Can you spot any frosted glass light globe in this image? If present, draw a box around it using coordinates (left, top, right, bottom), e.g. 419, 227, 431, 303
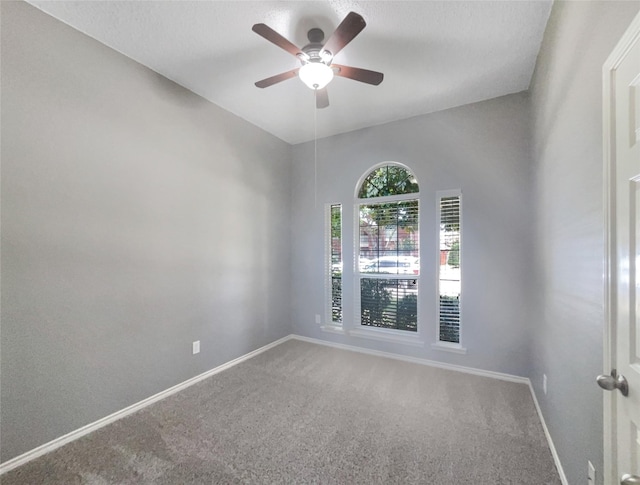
299, 62, 334, 90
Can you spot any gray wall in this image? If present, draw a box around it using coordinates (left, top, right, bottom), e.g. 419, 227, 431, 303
291, 93, 535, 378
1, 1, 291, 462
5, 0, 640, 479
529, 2, 640, 484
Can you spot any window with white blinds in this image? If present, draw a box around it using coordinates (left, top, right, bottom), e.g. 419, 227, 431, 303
360, 278, 417, 331
357, 165, 419, 333
329, 204, 342, 324
359, 200, 419, 267
438, 192, 461, 343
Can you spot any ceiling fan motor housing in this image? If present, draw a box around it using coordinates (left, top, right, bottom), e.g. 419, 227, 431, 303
307, 27, 324, 43
301, 29, 331, 64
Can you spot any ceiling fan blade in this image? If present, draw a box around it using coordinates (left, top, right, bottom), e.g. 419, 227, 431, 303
333, 64, 383, 85
252, 23, 306, 59
255, 68, 300, 88
316, 88, 329, 109
322, 12, 366, 58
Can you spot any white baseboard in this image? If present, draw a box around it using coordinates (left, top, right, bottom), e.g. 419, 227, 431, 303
0, 334, 294, 475
291, 334, 528, 384
294, 334, 567, 483
527, 382, 569, 485
1, 332, 566, 485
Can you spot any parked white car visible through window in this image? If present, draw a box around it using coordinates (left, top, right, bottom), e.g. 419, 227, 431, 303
363, 256, 419, 275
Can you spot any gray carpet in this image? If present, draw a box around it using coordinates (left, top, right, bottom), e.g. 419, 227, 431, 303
2, 339, 561, 484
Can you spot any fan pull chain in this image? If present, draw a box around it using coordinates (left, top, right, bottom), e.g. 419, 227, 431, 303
314, 89, 318, 209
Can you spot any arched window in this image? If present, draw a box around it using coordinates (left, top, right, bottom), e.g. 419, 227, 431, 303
358, 165, 419, 198
357, 164, 419, 333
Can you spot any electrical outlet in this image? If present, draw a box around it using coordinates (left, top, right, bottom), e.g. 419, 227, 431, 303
315, 314, 321, 324
588, 460, 596, 484
543, 374, 548, 395
192, 340, 200, 355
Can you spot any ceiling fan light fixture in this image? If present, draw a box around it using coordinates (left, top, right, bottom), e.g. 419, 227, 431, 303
320, 50, 333, 63
299, 62, 334, 90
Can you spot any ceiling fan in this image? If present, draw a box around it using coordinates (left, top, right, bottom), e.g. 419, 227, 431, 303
252, 11, 384, 109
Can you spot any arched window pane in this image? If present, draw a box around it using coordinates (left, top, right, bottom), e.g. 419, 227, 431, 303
358, 165, 419, 198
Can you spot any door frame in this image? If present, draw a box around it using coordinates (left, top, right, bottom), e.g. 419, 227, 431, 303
603, 11, 640, 484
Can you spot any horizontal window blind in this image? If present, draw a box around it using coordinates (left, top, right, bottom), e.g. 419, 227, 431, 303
359, 200, 419, 272
439, 296, 460, 342
330, 204, 342, 323
439, 194, 461, 343
360, 278, 418, 332
357, 165, 420, 334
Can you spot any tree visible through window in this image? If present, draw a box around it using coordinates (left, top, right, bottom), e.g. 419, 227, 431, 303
438, 193, 461, 343
330, 204, 342, 323
358, 165, 419, 332
358, 165, 419, 199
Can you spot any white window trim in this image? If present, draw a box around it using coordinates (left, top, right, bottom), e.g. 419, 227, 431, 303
356, 192, 419, 205
435, 189, 465, 351
325, 203, 343, 326
349, 326, 424, 346
431, 341, 467, 354
353, 165, 423, 345
321, 324, 347, 335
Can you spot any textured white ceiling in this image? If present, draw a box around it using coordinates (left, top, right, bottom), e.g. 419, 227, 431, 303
27, 1, 552, 144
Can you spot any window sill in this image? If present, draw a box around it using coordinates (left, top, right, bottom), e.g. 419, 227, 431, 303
348, 327, 424, 347
431, 342, 467, 354
320, 324, 346, 335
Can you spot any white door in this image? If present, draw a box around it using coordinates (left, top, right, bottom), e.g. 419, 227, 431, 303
604, 12, 640, 485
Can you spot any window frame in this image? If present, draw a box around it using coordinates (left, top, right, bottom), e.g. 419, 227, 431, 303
351, 164, 424, 346
325, 203, 343, 326
432, 189, 466, 354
